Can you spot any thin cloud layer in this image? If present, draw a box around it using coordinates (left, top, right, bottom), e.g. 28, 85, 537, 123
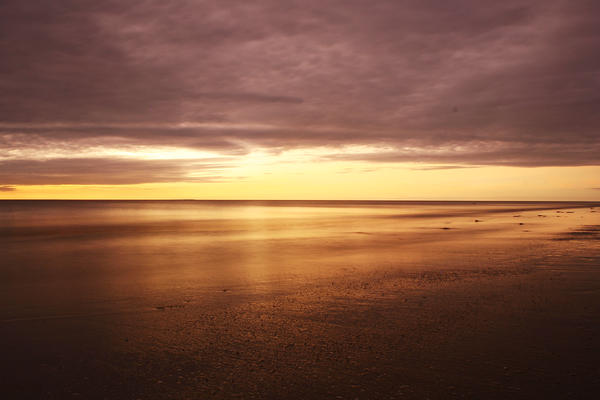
0, 158, 233, 185
1, 0, 599, 184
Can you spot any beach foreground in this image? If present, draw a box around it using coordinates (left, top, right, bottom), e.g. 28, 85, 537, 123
1, 201, 599, 399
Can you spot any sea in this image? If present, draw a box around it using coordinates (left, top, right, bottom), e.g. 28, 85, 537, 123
0, 200, 597, 321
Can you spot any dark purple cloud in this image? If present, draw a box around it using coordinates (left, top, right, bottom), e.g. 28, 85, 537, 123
0, 0, 599, 184
0, 186, 16, 192
0, 158, 234, 185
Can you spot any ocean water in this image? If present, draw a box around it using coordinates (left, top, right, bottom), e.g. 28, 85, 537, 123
2, 200, 600, 399
0, 200, 597, 321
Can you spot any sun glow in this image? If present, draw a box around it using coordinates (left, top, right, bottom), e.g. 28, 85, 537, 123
1, 139, 599, 201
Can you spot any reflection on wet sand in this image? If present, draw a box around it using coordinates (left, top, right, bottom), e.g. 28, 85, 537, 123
1, 201, 599, 398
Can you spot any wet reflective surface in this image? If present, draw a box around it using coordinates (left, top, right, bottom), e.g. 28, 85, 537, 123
1, 201, 600, 398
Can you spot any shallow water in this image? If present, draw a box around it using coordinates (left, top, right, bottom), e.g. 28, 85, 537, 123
1, 200, 598, 322
2, 200, 600, 399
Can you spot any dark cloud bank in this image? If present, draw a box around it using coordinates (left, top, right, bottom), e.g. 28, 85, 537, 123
1, 0, 599, 184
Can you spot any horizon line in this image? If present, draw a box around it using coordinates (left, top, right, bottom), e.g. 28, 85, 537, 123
1, 199, 599, 203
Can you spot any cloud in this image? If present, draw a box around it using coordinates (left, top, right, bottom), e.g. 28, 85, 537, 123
0, 0, 599, 185
0, 185, 16, 192
325, 141, 600, 167
409, 165, 477, 171
0, 158, 232, 185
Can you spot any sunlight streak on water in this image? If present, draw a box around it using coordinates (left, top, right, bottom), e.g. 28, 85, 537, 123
1, 200, 598, 321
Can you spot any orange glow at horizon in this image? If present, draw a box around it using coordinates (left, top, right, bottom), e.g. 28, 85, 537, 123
2, 163, 600, 201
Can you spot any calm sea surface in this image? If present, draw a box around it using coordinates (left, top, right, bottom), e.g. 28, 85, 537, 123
1, 200, 597, 321
2, 200, 600, 399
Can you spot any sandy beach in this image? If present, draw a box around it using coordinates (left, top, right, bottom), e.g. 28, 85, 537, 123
1, 201, 599, 399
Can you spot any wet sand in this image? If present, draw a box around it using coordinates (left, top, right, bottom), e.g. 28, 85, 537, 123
1, 201, 600, 399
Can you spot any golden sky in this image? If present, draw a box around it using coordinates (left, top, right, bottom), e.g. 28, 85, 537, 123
3, 155, 599, 200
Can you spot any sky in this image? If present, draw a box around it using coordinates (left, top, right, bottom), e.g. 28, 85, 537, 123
1, 0, 599, 200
